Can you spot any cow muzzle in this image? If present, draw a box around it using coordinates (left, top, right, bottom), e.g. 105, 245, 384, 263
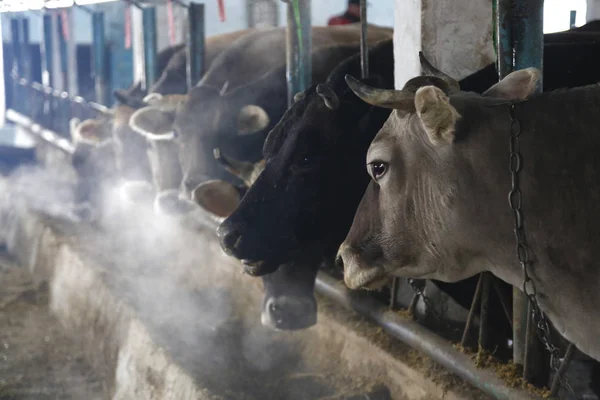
261, 295, 317, 331
338, 244, 388, 290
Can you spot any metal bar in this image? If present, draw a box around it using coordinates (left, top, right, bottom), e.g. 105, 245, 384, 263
513, 0, 544, 87
6, 109, 75, 155
478, 272, 492, 352
389, 277, 399, 310
523, 302, 534, 381
10, 18, 21, 78
492, 279, 513, 330
42, 14, 54, 88
186, 2, 205, 90
10, 18, 21, 112
285, 0, 312, 107
512, 0, 545, 385
359, 0, 368, 79
92, 12, 107, 105
57, 12, 68, 91
549, 343, 575, 397
315, 272, 542, 400
461, 273, 484, 348
142, 7, 158, 88
569, 10, 576, 29
495, 0, 513, 79
21, 18, 31, 83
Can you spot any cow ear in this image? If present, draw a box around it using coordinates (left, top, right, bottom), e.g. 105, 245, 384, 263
238, 105, 270, 135
72, 119, 108, 144
482, 68, 540, 100
129, 106, 176, 141
414, 86, 461, 146
192, 180, 241, 218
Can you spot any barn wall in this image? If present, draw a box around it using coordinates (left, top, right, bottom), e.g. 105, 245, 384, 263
393, 0, 495, 89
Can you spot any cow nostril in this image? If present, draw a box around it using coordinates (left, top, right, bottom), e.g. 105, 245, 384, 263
217, 225, 242, 253
335, 253, 343, 269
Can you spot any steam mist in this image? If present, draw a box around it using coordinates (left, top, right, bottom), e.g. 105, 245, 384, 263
0, 154, 363, 399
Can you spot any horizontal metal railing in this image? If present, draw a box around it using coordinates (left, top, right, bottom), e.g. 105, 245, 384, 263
9, 75, 111, 140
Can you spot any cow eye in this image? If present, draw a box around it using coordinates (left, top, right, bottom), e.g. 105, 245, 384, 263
368, 161, 388, 181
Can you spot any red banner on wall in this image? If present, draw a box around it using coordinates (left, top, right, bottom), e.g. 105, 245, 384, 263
218, 0, 226, 22
124, 4, 132, 49
167, 0, 176, 45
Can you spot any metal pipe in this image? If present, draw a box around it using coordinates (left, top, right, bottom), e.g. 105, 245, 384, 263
513, 0, 544, 88
315, 272, 542, 400
21, 18, 31, 83
92, 12, 107, 105
142, 7, 158, 88
6, 109, 74, 155
10, 18, 21, 78
389, 277, 399, 310
478, 272, 492, 351
10, 18, 21, 112
495, 0, 513, 79
57, 12, 68, 92
285, 0, 312, 107
512, 0, 545, 384
186, 2, 205, 90
42, 14, 53, 88
359, 0, 368, 79
461, 272, 483, 348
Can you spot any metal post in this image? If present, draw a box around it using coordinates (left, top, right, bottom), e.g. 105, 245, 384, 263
10, 18, 21, 79
359, 0, 368, 79
57, 12, 68, 92
285, 0, 312, 107
42, 14, 54, 88
142, 7, 158, 88
10, 18, 21, 113
92, 12, 107, 105
495, 0, 513, 80
512, 0, 545, 384
187, 2, 206, 90
20, 18, 31, 83
570, 10, 577, 28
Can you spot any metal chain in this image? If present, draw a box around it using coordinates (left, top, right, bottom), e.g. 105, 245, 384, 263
407, 278, 446, 323
508, 103, 562, 373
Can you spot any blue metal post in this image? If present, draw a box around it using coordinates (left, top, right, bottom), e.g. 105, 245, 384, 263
513, 0, 543, 91
495, 0, 513, 79
187, 2, 206, 90
285, 0, 312, 107
21, 18, 31, 83
10, 18, 21, 79
92, 12, 107, 105
142, 7, 158, 88
57, 12, 68, 91
10, 18, 21, 112
42, 14, 54, 88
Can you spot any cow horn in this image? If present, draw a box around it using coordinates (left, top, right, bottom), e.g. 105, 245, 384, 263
345, 75, 416, 111
316, 84, 339, 110
418, 52, 460, 93
213, 148, 256, 187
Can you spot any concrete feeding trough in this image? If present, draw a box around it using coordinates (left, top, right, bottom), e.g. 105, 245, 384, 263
0, 170, 503, 400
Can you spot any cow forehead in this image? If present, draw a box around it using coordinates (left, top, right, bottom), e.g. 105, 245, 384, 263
368, 111, 409, 155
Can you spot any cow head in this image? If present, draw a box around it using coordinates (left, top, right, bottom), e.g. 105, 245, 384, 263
172, 78, 277, 198
217, 76, 393, 275
339, 65, 541, 289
